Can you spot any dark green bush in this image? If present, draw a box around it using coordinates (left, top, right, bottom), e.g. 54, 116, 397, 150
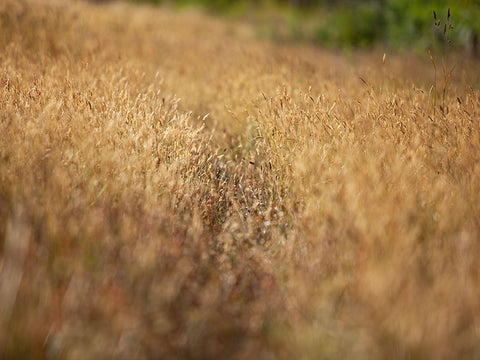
315, 2, 385, 47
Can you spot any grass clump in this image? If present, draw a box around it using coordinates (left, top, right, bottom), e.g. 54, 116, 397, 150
1, 0, 480, 359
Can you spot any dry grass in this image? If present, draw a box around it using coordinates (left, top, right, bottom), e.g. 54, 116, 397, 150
1, 0, 480, 359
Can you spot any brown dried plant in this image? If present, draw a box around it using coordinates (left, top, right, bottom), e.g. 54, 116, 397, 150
428, 8, 455, 117
1, 1, 480, 359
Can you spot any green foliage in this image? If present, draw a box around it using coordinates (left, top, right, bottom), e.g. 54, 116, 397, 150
315, 2, 385, 47
129, 0, 480, 50
315, 0, 480, 50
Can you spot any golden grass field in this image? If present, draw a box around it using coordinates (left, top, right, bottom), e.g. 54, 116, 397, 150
1, 0, 480, 358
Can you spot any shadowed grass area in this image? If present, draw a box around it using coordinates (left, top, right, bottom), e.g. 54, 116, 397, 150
1, 0, 480, 359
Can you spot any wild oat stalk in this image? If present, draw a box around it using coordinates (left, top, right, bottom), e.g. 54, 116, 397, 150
428, 47, 437, 116
429, 8, 455, 117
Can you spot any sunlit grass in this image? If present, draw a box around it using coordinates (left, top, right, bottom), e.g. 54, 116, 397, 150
1, 0, 479, 359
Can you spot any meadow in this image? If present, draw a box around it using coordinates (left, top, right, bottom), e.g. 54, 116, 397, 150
1, 0, 480, 358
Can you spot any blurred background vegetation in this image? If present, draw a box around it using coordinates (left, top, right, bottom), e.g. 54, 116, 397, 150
126, 0, 480, 54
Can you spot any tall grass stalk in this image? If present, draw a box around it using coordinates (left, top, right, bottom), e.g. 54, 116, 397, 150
429, 8, 455, 117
